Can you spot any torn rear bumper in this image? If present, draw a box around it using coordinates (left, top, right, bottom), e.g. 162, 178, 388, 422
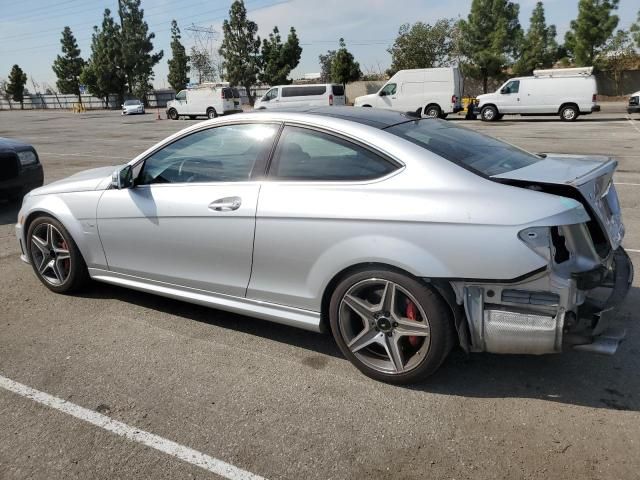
451, 247, 633, 355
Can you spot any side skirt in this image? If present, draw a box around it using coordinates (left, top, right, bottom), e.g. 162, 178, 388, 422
88, 268, 322, 332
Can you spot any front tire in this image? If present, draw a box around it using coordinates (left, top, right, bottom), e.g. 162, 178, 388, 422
329, 268, 454, 384
168, 108, 179, 120
480, 105, 499, 121
27, 216, 89, 294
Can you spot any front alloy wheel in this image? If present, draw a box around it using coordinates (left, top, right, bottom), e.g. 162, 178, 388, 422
330, 269, 454, 384
27, 216, 89, 293
30, 223, 70, 286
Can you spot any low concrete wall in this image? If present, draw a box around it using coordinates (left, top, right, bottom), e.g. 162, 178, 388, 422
0, 90, 176, 110
345, 81, 385, 103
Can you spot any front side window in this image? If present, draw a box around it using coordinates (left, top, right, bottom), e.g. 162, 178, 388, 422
380, 83, 397, 96
501, 80, 520, 94
386, 119, 541, 177
269, 126, 398, 181
138, 124, 279, 185
263, 88, 278, 101
175, 90, 186, 101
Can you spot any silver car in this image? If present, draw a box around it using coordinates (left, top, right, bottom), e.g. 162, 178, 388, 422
122, 99, 145, 115
15, 108, 633, 384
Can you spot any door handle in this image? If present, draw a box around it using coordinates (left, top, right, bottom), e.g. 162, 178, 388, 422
209, 196, 242, 211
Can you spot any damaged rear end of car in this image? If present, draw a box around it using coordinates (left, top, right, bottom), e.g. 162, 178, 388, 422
451, 154, 633, 356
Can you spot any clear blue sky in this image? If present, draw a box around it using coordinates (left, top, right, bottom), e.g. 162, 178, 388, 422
0, 0, 638, 91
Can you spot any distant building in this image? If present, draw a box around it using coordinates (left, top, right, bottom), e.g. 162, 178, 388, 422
301, 72, 321, 80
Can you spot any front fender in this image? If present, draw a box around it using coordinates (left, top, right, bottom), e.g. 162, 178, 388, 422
20, 191, 107, 269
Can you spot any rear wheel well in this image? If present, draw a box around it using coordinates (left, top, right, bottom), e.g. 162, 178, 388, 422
558, 102, 579, 114
424, 103, 441, 115
320, 262, 459, 339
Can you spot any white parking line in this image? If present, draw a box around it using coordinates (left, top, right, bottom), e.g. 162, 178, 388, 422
0, 374, 266, 480
615, 182, 640, 186
627, 115, 640, 134
626, 248, 640, 254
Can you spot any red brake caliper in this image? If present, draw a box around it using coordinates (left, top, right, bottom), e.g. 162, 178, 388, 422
405, 299, 420, 347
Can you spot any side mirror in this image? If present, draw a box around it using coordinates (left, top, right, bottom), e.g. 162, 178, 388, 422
500, 87, 508, 94
111, 165, 134, 190
379, 91, 387, 97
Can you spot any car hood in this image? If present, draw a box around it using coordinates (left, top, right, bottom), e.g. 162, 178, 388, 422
0, 137, 33, 153
29, 165, 118, 196
354, 93, 377, 105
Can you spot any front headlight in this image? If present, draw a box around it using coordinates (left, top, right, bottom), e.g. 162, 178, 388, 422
17, 150, 38, 166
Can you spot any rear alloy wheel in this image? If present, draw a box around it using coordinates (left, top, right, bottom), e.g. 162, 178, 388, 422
27, 216, 89, 294
207, 108, 217, 119
560, 105, 579, 121
330, 269, 454, 384
425, 105, 441, 118
168, 108, 179, 120
480, 105, 498, 122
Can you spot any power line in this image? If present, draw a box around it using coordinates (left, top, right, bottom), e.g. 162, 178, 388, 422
1, 0, 285, 54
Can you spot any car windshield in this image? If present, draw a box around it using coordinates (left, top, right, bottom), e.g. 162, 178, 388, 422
385, 119, 543, 176
124, 100, 140, 106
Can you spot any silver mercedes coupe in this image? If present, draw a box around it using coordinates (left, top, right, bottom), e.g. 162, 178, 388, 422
15, 107, 633, 384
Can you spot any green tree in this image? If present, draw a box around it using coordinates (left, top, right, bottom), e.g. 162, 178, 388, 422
597, 29, 639, 95
318, 50, 336, 82
219, 0, 261, 104
190, 47, 215, 83
513, 2, 558, 75
564, 0, 619, 66
387, 19, 457, 76
117, 0, 163, 101
6, 64, 28, 109
458, 0, 522, 93
630, 9, 640, 49
167, 20, 190, 92
81, 9, 127, 107
330, 38, 361, 86
52, 27, 85, 105
259, 26, 302, 85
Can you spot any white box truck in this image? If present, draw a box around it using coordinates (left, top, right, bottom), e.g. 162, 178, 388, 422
354, 67, 464, 118
166, 84, 241, 120
476, 67, 600, 122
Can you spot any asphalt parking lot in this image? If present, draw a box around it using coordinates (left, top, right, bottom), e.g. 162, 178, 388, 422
1, 107, 639, 479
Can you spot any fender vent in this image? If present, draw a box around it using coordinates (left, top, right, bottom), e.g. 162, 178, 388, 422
501, 289, 559, 306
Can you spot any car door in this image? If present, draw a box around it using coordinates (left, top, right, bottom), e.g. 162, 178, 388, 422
378, 83, 397, 109
96, 122, 280, 297
247, 125, 400, 310
497, 80, 521, 113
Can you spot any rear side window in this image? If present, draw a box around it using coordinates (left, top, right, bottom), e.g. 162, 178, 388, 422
269, 126, 398, 181
331, 85, 345, 96
281, 85, 327, 97
222, 88, 234, 99
231, 88, 240, 98
386, 120, 542, 177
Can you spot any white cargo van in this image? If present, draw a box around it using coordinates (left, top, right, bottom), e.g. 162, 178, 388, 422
354, 68, 464, 118
254, 84, 346, 109
476, 67, 599, 122
166, 84, 241, 120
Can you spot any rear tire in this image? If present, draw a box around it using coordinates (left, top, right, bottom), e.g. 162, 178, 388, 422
425, 105, 441, 118
480, 105, 499, 122
168, 108, 179, 120
26, 215, 89, 294
207, 108, 217, 119
329, 268, 454, 384
560, 105, 579, 121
